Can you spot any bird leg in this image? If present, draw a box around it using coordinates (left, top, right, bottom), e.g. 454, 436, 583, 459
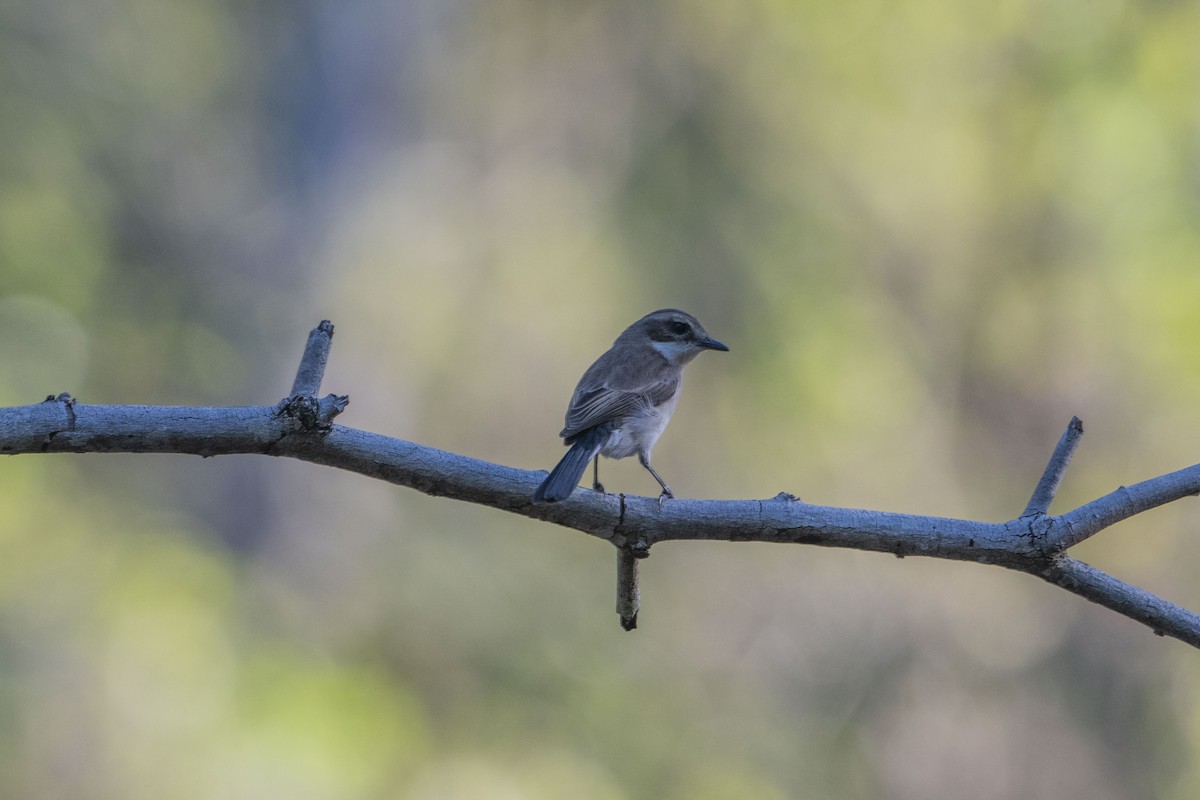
638, 454, 673, 504
592, 455, 605, 494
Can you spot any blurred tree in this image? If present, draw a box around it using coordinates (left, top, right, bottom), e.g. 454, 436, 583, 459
2, 0, 1200, 798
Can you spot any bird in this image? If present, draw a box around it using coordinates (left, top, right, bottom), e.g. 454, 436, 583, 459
533, 309, 728, 503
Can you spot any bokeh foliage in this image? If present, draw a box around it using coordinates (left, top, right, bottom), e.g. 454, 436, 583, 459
2, 0, 1200, 797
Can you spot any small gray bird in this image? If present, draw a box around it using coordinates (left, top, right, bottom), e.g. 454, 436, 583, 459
533, 309, 728, 503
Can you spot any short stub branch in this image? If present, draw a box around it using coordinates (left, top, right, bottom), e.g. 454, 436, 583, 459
616, 547, 641, 631
290, 320, 335, 397
1023, 416, 1084, 517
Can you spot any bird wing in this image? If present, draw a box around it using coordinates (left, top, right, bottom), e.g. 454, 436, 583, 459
560, 372, 679, 439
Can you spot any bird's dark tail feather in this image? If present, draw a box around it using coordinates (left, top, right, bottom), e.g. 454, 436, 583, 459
534, 427, 608, 502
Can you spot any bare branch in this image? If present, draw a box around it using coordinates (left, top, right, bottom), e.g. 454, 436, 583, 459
8, 399, 1200, 642
1047, 463, 1200, 550
1038, 557, 1200, 648
290, 320, 335, 397
1023, 416, 1084, 517
616, 547, 640, 631
3, 322, 1200, 645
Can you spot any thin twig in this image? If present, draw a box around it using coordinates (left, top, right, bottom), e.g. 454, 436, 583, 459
1047, 463, 1200, 550
1023, 416, 1084, 517
1037, 556, 1200, 648
616, 547, 640, 631
290, 320, 335, 397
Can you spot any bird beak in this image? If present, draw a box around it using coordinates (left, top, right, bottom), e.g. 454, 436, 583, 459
697, 336, 729, 352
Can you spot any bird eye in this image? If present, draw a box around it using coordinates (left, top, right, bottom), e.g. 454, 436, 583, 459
669, 320, 690, 336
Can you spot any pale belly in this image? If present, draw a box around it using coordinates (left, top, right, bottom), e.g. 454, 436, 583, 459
599, 394, 679, 461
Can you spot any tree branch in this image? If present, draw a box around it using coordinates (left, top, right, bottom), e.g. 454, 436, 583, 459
616, 547, 641, 631
290, 319, 335, 397
3, 321, 1199, 645
1038, 556, 1200, 646
1023, 416, 1084, 517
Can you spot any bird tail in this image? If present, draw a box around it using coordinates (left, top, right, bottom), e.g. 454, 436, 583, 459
534, 427, 608, 503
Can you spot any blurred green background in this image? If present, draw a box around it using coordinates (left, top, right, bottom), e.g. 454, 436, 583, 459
2, 0, 1200, 797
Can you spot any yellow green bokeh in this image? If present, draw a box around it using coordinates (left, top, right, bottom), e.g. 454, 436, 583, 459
2, 0, 1199, 796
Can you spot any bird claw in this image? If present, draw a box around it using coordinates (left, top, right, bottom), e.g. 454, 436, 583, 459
657, 488, 673, 507
593, 481, 606, 494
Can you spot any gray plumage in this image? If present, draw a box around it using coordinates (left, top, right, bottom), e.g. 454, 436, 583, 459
534, 309, 728, 503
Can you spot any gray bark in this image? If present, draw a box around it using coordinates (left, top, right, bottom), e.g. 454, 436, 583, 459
4, 323, 1199, 645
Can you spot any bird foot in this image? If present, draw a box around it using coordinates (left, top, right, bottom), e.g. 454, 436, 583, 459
657, 488, 673, 507
593, 481, 606, 494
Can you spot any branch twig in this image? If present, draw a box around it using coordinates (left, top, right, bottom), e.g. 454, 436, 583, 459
616, 547, 640, 631
290, 320, 335, 397
1023, 416, 1084, 517
1038, 557, 1200, 646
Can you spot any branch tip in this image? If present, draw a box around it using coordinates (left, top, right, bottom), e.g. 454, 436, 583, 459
1041, 557, 1200, 648
290, 320, 337, 397
616, 546, 641, 631
1022, 415, 1085, 517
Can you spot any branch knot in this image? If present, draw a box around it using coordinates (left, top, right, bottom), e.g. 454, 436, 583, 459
276, 393, 348, 433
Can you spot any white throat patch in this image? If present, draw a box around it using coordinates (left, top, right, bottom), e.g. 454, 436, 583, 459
651, 339, 694, 366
